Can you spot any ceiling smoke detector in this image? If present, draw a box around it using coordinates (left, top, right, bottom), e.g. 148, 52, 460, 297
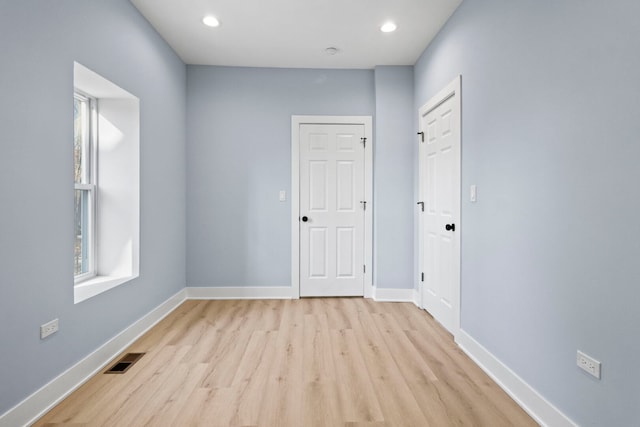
325, 47, 340, 56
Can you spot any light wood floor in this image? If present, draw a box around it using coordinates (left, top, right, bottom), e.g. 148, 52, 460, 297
35, 298, 538, 426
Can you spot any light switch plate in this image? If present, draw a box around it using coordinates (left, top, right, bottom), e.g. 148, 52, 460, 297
279, 190, 286, 202
470, 185, 477, 202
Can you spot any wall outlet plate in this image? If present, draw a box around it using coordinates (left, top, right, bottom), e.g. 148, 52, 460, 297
41, 318, 59, 339
577, 350, 601, 379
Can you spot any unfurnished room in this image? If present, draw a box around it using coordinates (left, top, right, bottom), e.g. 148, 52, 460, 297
1, 1, 638, 426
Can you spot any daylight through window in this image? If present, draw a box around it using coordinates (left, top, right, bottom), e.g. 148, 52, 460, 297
74, 92, 97, 280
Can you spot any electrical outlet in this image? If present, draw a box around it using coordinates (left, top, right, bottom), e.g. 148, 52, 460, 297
40, 318, 59, 339
577, 350, 601, 379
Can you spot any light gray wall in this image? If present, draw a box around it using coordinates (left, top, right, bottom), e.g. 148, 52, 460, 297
414, 1, 640, 425
186, 66, 375, 287
0, 0, 186, 415
373, 66, 415, 289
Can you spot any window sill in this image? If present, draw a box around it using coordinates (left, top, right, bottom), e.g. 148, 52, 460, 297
74, 274, 138, 304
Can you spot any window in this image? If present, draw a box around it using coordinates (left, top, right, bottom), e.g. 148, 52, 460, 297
73, 62, 140, 303
74, 92, 97, 281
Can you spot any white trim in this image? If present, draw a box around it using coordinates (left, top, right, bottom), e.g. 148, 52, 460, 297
291, 118, 300, 299
74, 274, 139, 304
372, 287, 414, 302
291, 115, 374, 300
418, 75, 462, 337
456, 330, 577, 427
0, 289, 187, 427
186, 286, 293, 300
73, 62, 141, 304
412, 287, 421, 308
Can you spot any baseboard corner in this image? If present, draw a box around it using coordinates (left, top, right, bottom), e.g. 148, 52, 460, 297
412, 288, 421, 308
372, 287, 415, 302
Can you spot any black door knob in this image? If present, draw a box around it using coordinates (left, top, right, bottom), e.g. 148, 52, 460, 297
445, 223, 455, 231
301, 216, 309, 222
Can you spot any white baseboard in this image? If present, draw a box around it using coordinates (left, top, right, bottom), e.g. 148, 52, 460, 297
186, 286, 293, 300
372, 287, 415, 302
0, 289, 187, 427
412, 288, 421, 308
456, 330, 577, 427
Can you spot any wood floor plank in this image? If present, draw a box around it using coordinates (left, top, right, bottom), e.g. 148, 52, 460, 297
251, 299, 283, 331
330, 328, 385, 423
35, 298, 539, 427
324, 298, 354, 330
140, 362, 209, 427
257, 299, 305, 427
302, 313, 342, 426
303, 313, 336, 383
199, 327, 253, 388
229, 330, 279, 426
406, 329, 538, 426
167, 387, 212, 427
92, 346, 192, 426
371, 312, 460, 426
132, 361, 204, 426
351, 305, 430, 427
372, 312, 439, 383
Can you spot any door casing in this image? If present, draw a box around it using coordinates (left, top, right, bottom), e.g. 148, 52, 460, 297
292, 115, 373, 299
418, 76, 461, 336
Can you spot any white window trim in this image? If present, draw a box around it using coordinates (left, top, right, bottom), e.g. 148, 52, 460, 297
73, 62, 140, 304
74, 276, 135, 304
74, 91, 98, 283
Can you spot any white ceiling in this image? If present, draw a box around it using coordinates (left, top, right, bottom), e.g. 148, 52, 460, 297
130, 0, 463, 69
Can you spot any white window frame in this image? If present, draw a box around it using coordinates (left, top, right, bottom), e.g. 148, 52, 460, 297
73, 62, 140, 304
74, 91, 98, 283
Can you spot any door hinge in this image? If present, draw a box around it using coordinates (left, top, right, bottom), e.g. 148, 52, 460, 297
360, 137, 367, 148
360, 200, 367, 211
363, 265, 366, 274
421, 272, 424, 282
417, 132, 424, 142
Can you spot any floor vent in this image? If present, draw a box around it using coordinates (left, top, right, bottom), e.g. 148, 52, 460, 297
104, 352, 145, 374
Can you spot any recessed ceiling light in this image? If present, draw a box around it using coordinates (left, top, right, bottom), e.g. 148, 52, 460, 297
202, 15, 220, 27
380, 22, 397, 33
325, 47, 340, 56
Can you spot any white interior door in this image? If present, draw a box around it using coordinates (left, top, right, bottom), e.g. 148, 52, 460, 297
299, 124, 365, 297
418, 77, 461, 334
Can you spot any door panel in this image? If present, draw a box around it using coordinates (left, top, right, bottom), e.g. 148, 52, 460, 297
309, 161, 328, 211
336, 161, 355, 211
309, 227, 328, 278
419, 85, 461, 334
336, 227, 355, 278
300, 124, 365, 297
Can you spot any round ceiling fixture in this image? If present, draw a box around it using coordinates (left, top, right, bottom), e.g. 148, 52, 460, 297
325, 47, 340, 56
202, 15, 220, 27
380, 22, 397, 33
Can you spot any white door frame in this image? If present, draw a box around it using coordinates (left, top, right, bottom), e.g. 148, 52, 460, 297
418, 76, 461, 336
292, 115, 373, 299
